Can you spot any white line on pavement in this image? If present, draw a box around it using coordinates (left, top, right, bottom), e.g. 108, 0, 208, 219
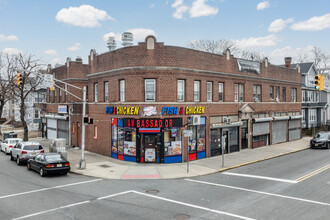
185, 179, 330, 207
0, 179, 102, 200
97, 190, 134, 200
131, 190, 255, 220
222, 172, 298, 183
12, 201, 91, 220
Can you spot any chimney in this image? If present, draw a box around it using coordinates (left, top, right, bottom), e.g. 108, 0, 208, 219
75, 56, 82, 63
285, 57, 292, 67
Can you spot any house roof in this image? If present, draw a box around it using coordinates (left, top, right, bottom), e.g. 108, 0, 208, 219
291, 62, 314, 74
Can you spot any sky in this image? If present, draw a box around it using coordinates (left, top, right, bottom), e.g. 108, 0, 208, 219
1, 0, 330, 67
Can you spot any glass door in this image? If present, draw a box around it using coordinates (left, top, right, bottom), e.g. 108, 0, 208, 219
144, 134, 157, 163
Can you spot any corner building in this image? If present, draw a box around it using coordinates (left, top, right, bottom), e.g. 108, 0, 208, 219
45, 36, 302, 163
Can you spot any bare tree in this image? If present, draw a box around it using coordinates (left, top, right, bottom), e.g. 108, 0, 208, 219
0, 53, 14, 118
8, 53, 44, 141
296, 46, 330, 74
188, 39, 265, 62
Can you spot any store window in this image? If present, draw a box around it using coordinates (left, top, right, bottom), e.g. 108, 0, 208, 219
219, 83, 224, 102
123, 128, 136, 158
145, 79, 156, 101
188, 117, 206, 161
194, 81, 200, 102
164, 128, 182, 157
177, 80, 185, 102
120, 80, 125, 101
104, 82, 109, 102
207, 82, 212, 102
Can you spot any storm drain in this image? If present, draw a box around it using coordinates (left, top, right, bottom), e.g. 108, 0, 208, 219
174, 214, 190, 219
99, 164, 111, 168
146, 189, 159, 195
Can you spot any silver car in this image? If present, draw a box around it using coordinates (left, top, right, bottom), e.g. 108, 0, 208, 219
11, 142, 44, 165
1, 138, 22, 154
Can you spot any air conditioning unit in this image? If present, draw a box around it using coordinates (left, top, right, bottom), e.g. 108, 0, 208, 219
276, 98, 280, 102
227, 118, 231, 124
253, 97, 259, 102
191, 115, 201, 125
222, 117, 228, 123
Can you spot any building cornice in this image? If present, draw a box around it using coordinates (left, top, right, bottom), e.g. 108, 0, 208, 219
87, 66, 301, 86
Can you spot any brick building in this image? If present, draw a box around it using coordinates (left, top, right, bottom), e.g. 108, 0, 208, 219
44, 35, 302, 163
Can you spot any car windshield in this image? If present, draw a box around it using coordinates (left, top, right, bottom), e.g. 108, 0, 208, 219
24, 145, 43, 150
45, 155, 64, 163
314, 133, 328, 139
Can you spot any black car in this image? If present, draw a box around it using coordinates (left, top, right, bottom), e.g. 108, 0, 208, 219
310, 132, 330, 149
27, 153, 70, 177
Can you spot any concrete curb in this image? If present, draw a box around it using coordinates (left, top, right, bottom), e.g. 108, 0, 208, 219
216, 147, 310, 173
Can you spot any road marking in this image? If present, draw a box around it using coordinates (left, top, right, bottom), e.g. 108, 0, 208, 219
12, 201, 91, 220
185, 179, 330, 207
121, 174, 162, 179
0, 179, 102, 200
222, 172, 298, 183
295, 164, 330, 182
131, 190, 255, 220
12, 190, 255, 220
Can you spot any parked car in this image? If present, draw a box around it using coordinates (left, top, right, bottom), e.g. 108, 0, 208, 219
310, 132, 330, 149
1, 138, 22, 154
11, 142, 44, 165
27, 153, 70, 177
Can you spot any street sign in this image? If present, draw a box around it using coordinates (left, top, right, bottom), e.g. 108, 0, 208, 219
43, 74, 54, 88
183, 130, 193, 137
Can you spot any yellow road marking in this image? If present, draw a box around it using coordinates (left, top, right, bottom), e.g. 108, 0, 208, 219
296, 164, 330, 182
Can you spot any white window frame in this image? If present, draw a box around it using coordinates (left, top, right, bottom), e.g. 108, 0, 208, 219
94, 83, 98, 102
253, 85, 261, 102
145, 79, 156, 102
291, 88, 297, 102
207, 82, 212, 102
194, 81, 200, 102
177, 80, 185, 102
219, 83, 224, 102
302, 90, 305, 102
104, 82, 109, 102
302, 109, 305, 122
120, 80, 125, 101
309, 109, 316, 121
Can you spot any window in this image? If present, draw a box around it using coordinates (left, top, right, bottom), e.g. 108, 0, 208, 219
177, 80, 185, 102
145, 79, 156, 101
235, 84, 244, 102
270, 86, 274, 99
120, 80, 125, 101
219, 83, 224, 102
253, 85, 261, 102
282, 87, 286, 102
291, 88, 297, 102
276, 86, 280, 101
49, 90, 52, 103
302, 110, 305, 122
34, 93, 39, 103
104, 82, 109, 102
59, 89, 62, 103
194, 81, 200, 102
316, 91, 319, 102
94, 83, 98, 102
54, 89, 57, 103
302, 91, 305, 102
207, 82, 212, 102
309, 109, 316, 121
94, 125, 97, 139
34, 109, 39, 119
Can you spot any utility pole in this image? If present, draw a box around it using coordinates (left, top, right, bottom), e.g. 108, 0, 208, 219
79, 86, 86, 169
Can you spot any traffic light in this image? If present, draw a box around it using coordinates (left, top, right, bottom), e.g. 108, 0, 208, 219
50, 80, 55, 91
315, 74, 325, 91
16, 73, 22, 86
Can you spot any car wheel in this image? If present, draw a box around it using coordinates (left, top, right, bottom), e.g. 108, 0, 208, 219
39, 168, 45, 177
27, 163, 31, 171
10, 153, 14, 161
16, 157, 20, 165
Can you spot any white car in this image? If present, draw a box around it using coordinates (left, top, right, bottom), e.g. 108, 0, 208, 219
1, 138, 23, 155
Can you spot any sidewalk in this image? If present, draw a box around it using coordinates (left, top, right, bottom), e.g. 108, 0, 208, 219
31, 137, 311, 180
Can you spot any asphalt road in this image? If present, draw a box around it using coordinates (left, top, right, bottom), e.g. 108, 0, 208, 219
0, 147, 330, 220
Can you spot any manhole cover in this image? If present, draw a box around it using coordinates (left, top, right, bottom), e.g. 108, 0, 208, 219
99, 164, 111, 168
146, 189, 159, 194
174, 214, 190, 219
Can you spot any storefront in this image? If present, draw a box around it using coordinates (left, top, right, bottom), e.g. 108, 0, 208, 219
272, 116, 290, 144
111, 118, 185, 163
252, 117, 272, 148
289, 115, 302, 141
187, 117, 206, 161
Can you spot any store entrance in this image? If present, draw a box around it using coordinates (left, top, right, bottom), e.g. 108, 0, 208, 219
143, 134, 162, 163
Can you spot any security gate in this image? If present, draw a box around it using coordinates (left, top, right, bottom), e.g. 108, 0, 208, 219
58, 120, 69, 144
272, 121, 287, 144
47, 118, 57, 140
